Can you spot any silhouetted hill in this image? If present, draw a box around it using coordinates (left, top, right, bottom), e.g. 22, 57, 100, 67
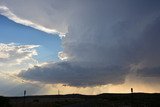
1, 93, 160, 107
0, 96, 11, 107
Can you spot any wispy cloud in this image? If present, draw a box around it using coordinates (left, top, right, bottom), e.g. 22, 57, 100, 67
0, 6, 65, 38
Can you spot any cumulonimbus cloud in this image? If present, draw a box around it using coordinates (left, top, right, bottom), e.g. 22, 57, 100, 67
1, 0, 160, 87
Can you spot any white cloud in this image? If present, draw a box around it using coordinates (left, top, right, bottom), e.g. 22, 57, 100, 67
0, 43, 39, 72
0, 6, 65, 38
0, 43, 47, 95
58, 51, 68, 61
0, 52, 9, 58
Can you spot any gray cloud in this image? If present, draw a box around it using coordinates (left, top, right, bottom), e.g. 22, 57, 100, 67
19, 61, 127, 87
137, 67, 160, 77
2, 0, 160, 86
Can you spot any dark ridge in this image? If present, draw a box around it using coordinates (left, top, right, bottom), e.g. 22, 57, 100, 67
1, 93, 160, 107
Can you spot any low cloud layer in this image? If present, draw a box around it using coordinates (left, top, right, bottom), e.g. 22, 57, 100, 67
1, 0, 160, 87
19, 61, 127, 87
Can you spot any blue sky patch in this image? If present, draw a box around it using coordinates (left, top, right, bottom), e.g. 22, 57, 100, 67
0, 15, 62, 62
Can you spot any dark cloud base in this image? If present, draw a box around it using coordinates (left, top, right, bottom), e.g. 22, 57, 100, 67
19, 61, 128, 87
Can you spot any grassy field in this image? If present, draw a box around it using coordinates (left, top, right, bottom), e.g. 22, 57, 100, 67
1, 93, 160, 107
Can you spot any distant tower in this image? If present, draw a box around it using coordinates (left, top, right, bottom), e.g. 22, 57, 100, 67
131, 88, 133, 93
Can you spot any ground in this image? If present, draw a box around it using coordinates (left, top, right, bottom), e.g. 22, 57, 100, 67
1, 93, 160, 107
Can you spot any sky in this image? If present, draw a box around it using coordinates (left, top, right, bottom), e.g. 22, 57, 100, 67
0, 15, 62, 62
0, 0, 160, 96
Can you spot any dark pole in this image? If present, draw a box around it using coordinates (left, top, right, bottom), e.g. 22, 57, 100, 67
23, 90, 26, 107
131, 88, 133, 107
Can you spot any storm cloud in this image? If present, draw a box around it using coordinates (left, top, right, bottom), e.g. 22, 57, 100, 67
1, 0, 160, 87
